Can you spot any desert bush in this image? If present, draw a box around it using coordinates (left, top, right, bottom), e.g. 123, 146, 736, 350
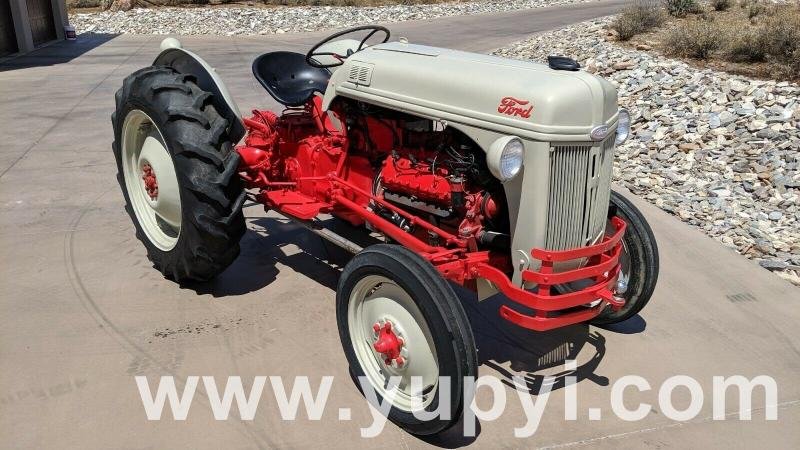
613, 0, 666, 40
763, 8, 800, 74
724, 27, 767, 62
664, 19, 722, 59
697, 9, 714, 21
745, 0, 767, 18
713, 3, 800, 78
711, 0, 731, 11
663, 0, 701, 17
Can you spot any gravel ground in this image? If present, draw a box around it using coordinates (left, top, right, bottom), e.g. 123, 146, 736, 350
495, 17, 800, 286
69, 0, 589, 35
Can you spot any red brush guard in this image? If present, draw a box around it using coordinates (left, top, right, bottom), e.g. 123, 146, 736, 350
472, 216, 627, 331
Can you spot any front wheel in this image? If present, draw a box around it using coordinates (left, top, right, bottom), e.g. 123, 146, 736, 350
336, 244, 477, 435
592, 190, 659, 325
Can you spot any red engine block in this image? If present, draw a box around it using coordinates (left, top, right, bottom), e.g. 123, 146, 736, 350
380, 155, 453, 204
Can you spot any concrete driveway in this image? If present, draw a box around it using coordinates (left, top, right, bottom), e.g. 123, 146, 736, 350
1, 1, 798, 448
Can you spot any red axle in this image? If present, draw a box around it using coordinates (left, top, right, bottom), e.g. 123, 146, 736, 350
373, 321, 405, 366
141, 163, 158, 200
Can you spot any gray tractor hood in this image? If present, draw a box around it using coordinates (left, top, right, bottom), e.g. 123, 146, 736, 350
323, 41, 620, 142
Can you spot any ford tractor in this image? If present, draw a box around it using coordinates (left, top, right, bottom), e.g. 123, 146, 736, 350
112, 26, 659, 435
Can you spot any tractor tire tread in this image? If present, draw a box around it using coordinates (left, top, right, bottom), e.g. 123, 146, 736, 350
336, 244, 477, 436
112, 65, 245, 282
592, 190, 659, 325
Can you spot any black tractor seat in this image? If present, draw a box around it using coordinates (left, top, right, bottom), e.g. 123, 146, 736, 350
252, 51, 331, 107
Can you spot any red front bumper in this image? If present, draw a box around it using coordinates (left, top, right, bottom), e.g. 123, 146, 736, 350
476, 216, 627, 331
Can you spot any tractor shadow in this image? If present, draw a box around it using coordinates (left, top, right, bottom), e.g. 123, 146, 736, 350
462, 289, 610, 392
460, 287, 646, 392
183, 213, 371, 297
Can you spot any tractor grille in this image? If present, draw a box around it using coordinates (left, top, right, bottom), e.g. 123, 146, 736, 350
545, 138, 615, 251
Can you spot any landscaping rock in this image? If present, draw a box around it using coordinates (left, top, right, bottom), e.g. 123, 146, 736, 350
70, 0, 587, 35
759, 259, 789, 271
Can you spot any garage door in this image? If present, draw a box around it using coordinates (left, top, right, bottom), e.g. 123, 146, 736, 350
26, 0, 55, 47
1, 0, 18, 56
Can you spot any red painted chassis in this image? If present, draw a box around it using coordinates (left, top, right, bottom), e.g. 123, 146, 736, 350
236, 98, 626, 332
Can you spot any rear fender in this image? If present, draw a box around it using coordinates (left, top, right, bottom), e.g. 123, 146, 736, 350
153, 38, 246, 143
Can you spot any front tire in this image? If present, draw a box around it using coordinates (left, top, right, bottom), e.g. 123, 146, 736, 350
592, 190, 659, 325
112, 66, 246, 282
336, 244, 477, 435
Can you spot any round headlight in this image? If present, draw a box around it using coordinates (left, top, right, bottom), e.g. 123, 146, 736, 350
487, 136, 524, 181
615, 108, 630, 145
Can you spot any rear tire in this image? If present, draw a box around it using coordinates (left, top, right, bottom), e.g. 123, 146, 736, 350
592, 190, 659, 325
112, 66, 246, 282
336, 244, 477, 435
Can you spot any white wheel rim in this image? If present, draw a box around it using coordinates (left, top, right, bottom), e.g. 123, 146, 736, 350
348, 275, 440, 412
121, 109, 181, 251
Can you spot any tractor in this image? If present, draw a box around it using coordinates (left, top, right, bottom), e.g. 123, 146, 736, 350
112, 26, 659, 435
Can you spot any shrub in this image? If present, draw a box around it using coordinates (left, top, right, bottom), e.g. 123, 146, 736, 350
613, 0, 667, 40
724, 27, 768, 62
715, 3, 800, 78
763, 8, 800, 74
697, 9, 714, 22
711, 0, 731, 10
663, 0, 702, 17
664, 20, 722, 59
745, 1, 767, 18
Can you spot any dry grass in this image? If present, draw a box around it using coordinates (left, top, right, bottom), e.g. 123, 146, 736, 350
663, 0, 701, 17
725, 26, 767, 62
762, 7, 800, 76
616, 1, 800, 81
612, 0, 666, 41
663, 17, 721, 59
741, 0, 767, 18
711, 0, 731, 11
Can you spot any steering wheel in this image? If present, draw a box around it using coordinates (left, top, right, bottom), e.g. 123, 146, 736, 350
306, 25, 390, 68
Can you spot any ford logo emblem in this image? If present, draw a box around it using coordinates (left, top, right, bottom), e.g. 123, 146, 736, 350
590, 125, 609, 141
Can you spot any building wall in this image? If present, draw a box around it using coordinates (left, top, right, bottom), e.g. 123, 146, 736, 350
3, 0, 68, 55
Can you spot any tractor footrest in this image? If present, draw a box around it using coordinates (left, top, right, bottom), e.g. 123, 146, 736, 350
264, 190, 328, 220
